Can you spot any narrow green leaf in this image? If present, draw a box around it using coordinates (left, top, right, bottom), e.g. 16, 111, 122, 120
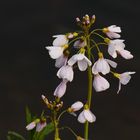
7, 131, 25, 140
25, 106, 32, 124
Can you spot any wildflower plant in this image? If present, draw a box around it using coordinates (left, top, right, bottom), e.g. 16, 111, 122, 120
7, 14, 135, 140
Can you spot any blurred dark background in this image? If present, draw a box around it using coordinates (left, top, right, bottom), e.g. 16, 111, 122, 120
1, 0, 140, 140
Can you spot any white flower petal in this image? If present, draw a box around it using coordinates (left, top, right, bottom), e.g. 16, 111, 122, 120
46, 47, 64, 59
106, 32, 121, 39
92, 58, 110, 75
108, 39, 125, 58
57, 65, 74, 82
78, 60, 88, 71
119, 72, 135, 85
108, 45, 117, 58
108, 25, 121, 33
117, 82, 122, 94
53, 35, 68, 46
84, 109, 96, 123
55, 55, 68, 68
71, 101, 83, 112
119, 49, 133, 59
54, 80, 68, 98
84, 56, 92, 66
74, 40, 86, 48
36, 122, 46, 132
68, 55, 78, 66
92, 61, 98, 75
93, 74, 110, 92
78, 111, 86, 123
105, 59, 117, 68
26, 122, 36, 130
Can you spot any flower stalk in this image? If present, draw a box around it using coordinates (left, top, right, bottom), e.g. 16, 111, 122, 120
84, 30, 93, 140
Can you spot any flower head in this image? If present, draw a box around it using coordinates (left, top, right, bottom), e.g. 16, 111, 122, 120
106, 39, 133, 59
46, 35, 68, 59
57, 65, 74, 82
68, 101, 83, 113
54, 80, 68, 98
92, 52, 117, 75
68, 48, 92, 71
93, 74, 110, 92
78, 108, 96, 123
103, 25, 121, 39
113, 72, 135, 93
26, 118, 46, 132
73, 39, 87, 49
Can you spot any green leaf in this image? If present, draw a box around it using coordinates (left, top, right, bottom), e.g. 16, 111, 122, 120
25, 106, 32, 124
7, 131, 26, 140
38, 122, 54, 140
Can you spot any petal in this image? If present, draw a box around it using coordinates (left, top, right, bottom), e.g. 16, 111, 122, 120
119, 72, 135, 85
46, 47, 64, 59
36, 122, 46, 132
74, 40, 87, 48
76, 54, 85, 61
108, 25, 121, 33
83, 56, 92, 66
78, 111, 86, 123
78, 60, 88, 71
105, 59, 117, 68
55, 55, 68, 68
95, 58, 110, 75
71, 101, 83, 112
93, 74, 110, 92
26, 122, 36, 130
54, 80, 68, 98
117, 81, 122, 94
106, 32, 121, 39
53, 35, 68, 46
119, 49, 133, 59
108, 45, 117, 58
120, 73, 131, 85
84, 110, 96, 123
57, 65, 74, 82
92, 61, 98, 75
68, 55, 78, 66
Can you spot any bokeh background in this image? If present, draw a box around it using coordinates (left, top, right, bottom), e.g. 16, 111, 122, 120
1, 0, 140, 139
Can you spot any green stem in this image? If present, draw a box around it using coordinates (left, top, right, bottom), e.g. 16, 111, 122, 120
53, 111, 60, 140
89, 29, 103, 36
54, 122, 60, 140
84, 32, 93, 140
57, 110, 67, 121
60, 126, 77, 138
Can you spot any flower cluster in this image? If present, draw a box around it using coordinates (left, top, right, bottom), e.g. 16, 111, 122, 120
46, 15, 135, 97
25, 14, 135, 140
